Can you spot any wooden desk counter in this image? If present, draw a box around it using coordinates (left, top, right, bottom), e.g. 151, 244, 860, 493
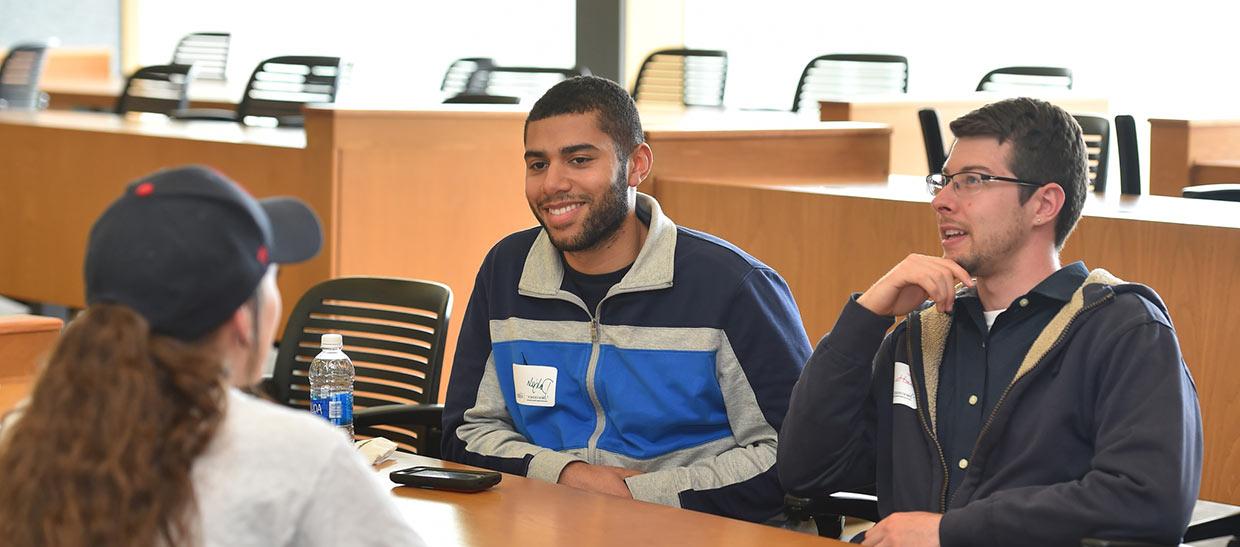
820, 94, 1109, 176
1150, 118, 1240, 196
0, 315, 63, 414
1191, 159, 1240, 185
657, 176, 1240, 505
0, 110, 315, 322
0, 107, 534, 404
5, 105, 864, 401
642, 106, 891, 194
379, 453, 847, 547
0, 47, 112, 81
42, 77, 242, 111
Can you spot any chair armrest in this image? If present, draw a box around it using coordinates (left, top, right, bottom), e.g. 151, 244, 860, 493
354, 403, 444, 428
170, 108, 238, 122
1182, 183, 1240, 202
355, 404, 444, 458
785, 491, 880, 539
1080, 539, 1174, 547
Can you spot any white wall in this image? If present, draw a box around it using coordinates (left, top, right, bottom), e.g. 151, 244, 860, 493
131, 0, 575, 104
683, 0, 1240, 118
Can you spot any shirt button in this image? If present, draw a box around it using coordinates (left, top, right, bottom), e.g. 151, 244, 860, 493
1019, 298, 1029, 307
968, 395, 979, 406
958, 458, 969, 470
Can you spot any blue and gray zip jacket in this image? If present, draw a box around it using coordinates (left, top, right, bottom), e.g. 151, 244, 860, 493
442, 193, 811, 522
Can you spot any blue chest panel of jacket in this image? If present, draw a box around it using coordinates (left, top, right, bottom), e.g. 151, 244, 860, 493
492, 339, 729, 460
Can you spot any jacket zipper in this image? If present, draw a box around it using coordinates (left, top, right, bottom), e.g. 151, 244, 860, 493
582, 303, 604, 463
908, 314, 952, 514
948, 292, 1113, 508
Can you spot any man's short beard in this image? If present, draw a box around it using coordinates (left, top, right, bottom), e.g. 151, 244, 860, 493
544, 162, 631, 253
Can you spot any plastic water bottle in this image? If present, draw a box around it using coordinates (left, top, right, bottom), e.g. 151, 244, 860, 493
309, 333, 355, 438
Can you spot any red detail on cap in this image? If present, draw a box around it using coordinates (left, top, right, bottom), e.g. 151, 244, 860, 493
135, 182, 154, 196
257, 246, 269, 265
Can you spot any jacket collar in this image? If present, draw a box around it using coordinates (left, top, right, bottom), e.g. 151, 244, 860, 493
517, 193, 677, 297
916, 268, 1124, 433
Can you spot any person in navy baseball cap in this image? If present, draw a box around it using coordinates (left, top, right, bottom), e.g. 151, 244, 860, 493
0, 165, 427, 546
85, 164, 322, 341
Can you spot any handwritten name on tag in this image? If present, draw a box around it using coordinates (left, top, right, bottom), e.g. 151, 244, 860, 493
893, 362, 917, 410
513, 363, 557, 407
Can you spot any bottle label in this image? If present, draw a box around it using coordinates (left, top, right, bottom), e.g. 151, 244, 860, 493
311, 392, 354, 426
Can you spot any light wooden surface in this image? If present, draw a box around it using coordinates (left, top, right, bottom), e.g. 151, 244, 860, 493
3, 105, 861, 402
0, 47, 113, 81
42, 77, 240, 111
307, 106, 537, 402
646, 117, 889, 195
0, 315, 63, 414
376, 452, 846, 547
0, 110, 321, 337
1192, 160, 1240, 185
657, 176, 1240, 505
819, 94, 1109, 176
1150, 118, 1240, 196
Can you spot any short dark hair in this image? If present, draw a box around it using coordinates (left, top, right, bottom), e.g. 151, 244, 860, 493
949, 97, 1088, 250
525, 76, 644, 160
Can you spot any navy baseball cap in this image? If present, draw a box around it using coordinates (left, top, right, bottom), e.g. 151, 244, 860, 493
85, 165, 322, 341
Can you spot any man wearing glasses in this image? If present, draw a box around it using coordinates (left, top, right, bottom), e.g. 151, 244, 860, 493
778, 98, 1202, 546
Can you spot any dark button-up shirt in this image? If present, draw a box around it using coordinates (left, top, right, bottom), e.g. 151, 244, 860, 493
937, 261, 1089, 500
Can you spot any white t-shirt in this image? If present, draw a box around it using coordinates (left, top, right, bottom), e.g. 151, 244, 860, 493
191, 389, 426, 547
983, 309, 1006, 330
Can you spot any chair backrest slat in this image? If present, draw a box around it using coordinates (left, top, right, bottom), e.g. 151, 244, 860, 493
237, 55, 342, 127
114, 63, 196, 115
0, 43, 51, 111
976, 66, 1073, 93
792, 54, 908, 113
171, 32, 231, 81
632, 48, 727, 108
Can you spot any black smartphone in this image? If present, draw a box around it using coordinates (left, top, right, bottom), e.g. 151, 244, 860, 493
390, 466, 502, 492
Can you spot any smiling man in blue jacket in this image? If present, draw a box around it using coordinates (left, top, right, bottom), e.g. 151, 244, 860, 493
441, 76, 811, 522
778, 98, 1203, 546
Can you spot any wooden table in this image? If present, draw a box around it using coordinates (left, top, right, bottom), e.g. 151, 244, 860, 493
1149, 118, 1240, 196
1190, 159, 1240, 185
0, 106, 889, 402
0, 47, 112, 81
42, 77, 241, 111
819, 94, 1109, 176
644, 108, 889, 194
656, 175, 1240, 505
0, 315, 63, 413
376, 452, 847, 547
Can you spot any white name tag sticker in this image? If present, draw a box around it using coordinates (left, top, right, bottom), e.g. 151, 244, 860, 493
893, 362, 917, 410
513, 363, 558, 407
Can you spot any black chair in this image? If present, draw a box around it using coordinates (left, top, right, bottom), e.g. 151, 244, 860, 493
1114, 114, 1143, 195
441, 57, 495, 96
171, 32, 230, 81
444, 65, 588, 104
0, 42, 51, 111
271, 277, 453, 455
442, 93, 519, 105
1182, 184, 1240, 202
976, 66, 1073, 92
114, 64, 196, 116
1073, 115, 1111, 193
786, 492, 1239, 545
919, 107, 947, 174
632, 48, 728, 108
791, 54, 908, 113
173, 55, 341, 127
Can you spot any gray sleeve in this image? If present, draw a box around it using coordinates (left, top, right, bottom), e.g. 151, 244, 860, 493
290, 441, 427, 547
454, 353, 584, 482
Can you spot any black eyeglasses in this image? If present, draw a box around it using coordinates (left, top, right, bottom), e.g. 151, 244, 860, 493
926, 171, 1045, 197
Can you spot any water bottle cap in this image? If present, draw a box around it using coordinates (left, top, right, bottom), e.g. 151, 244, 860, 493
321, 333, 343, 347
